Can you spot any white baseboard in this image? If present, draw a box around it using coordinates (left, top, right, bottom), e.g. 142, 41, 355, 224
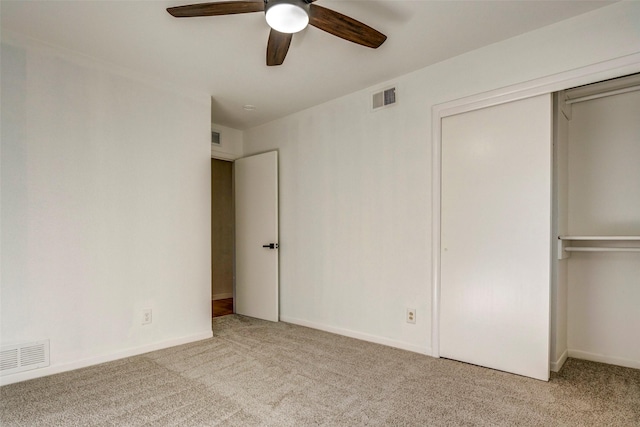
568, 349, 640, 370
550, 349, 568, 372
0, 330, 213, 386
280, 316, 431, 356
212, 293, 233, 300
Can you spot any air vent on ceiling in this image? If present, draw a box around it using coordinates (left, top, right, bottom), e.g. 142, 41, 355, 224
211, 131, 221, 145
372, 86, 397, 111
1, 340, 50, 376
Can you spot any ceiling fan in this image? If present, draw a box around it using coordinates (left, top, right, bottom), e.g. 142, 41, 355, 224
167, 0, 387, 66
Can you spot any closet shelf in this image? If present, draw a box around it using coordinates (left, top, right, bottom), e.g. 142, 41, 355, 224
559, 236, 640, 241
557, 236, 640, 258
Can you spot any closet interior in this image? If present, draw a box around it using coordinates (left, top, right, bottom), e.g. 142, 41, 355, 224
551, 73, 640, 371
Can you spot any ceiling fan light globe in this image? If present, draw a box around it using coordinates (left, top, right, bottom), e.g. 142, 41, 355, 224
265, 3, 309, 34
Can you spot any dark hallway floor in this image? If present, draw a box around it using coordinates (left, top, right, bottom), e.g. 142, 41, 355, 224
212, 298, 233, 318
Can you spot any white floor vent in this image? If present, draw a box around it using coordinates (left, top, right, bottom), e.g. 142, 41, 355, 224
1, 340, 50, 376
372, 86, 397, 111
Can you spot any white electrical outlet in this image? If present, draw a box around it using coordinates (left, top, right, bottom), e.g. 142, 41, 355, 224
142, 309, 152, 325
406, 308, 416, 324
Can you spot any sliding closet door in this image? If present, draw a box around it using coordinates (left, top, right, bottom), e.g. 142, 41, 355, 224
440, 94, 552, 381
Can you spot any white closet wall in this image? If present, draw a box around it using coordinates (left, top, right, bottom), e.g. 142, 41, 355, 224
550, 94, 570, 370
563, 87, 640, 369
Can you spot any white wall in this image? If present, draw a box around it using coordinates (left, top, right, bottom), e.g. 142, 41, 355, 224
566, 89, 640, 369
211, 122, 243, 160
567, 90, 640, 236
243, 2, 640, 355
1, 35, 212, 385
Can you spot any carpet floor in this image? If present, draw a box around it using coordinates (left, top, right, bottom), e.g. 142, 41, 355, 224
1, 315, 639, 426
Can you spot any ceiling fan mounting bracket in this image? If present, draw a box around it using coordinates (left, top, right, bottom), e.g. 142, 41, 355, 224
263, 0, 316, 4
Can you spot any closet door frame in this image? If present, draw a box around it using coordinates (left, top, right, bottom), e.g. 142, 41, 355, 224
430, 53, 640, 359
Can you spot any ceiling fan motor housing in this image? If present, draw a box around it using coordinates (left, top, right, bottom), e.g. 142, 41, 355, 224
265, 0, 310, 33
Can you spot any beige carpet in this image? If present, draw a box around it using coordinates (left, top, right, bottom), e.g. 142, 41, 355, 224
1, 315, 639, 426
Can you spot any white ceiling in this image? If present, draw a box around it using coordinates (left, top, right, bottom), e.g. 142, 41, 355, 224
1, 0, 615, 130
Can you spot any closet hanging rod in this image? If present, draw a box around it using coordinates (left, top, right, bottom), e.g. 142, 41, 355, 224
565, 247, 640, 252
565, 85, 640, 104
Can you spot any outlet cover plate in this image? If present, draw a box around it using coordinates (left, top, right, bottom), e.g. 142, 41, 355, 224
142, 309, 152, 325
406, 308, 416, 324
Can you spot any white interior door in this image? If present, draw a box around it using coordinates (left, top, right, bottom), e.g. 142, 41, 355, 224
234, 151, 279, 322
440, 94, 552, 381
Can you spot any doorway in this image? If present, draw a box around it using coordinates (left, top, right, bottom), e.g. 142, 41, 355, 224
552, 73, 640, 371
210, 151, 280, 322
211, 158, 234, 318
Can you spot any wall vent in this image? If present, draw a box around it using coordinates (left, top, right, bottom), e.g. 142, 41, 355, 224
372, 86, 397, 111
211, 131, 221, 145
0, 340, 49, 376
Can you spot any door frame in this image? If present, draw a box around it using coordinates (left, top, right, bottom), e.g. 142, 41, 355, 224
430, 53, 640, 358
211, 156, 236, 316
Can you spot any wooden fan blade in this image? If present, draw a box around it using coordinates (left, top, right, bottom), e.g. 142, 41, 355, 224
167, 1, 264, 17
309, 4, 386, 48
266, 29, 293, 66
